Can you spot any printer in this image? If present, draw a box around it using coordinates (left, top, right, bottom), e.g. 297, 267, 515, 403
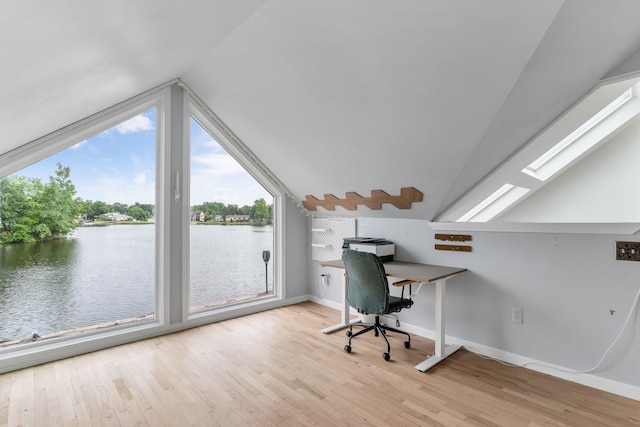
342, 237, 395, 262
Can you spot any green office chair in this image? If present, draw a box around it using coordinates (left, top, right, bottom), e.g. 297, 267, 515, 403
342, 249, 414, 361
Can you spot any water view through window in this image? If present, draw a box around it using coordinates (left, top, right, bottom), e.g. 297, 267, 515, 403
0, 225, 155, 341
0, 108, 157, 345
189, 117, 274, 311
0, 108, 275, 346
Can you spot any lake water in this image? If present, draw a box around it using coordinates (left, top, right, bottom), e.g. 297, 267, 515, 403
0, 224, 273, 342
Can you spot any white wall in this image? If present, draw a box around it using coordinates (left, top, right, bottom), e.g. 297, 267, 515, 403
309, 216, 640, 397
283, 202, 311, 299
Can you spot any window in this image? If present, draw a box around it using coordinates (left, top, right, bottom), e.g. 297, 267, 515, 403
188, 116, 275, 312
521, 89, 634, 182
456, 184, 529, 222
439, 74, 640, 229
0, 81, 284, 370
0, 108, 157, 346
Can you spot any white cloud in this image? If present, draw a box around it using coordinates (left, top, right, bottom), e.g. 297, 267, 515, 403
189, 147, 271, 206
192, 153, 246, 177
115, 114, 153, 134
81, 173, 155, 205
133, 172, 147, 185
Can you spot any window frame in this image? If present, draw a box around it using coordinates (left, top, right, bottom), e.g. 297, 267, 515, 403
0, 80, 286, 373
183, 94, 285, 322
0, 82, 170, 371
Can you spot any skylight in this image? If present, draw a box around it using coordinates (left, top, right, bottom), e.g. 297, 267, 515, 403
436, 73, 640, 225
522, 88, 634, 181
457, 184, 530, 222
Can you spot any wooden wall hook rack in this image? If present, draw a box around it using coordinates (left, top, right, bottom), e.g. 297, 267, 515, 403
435, 244, 472, 252
435, 234, 472, 242
302, 187, 423, 211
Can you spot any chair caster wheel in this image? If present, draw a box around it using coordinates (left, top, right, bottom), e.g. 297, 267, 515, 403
404, 341, 411, 349
382, 352, 390, 361
346, 330, 352, 337
344, 345, 352, 353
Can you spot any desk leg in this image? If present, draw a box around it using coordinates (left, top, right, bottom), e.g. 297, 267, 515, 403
415, 278, 461, 371
322, 271, 362, 334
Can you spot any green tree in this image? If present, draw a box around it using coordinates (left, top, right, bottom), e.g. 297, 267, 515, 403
226, 204, 239, 216
0, 163, 80, 243
76, 198, 92, 221
132, 202, 154, 219
127, 205, 147, 221
39, 164, 81, 237
208, 202, 225, 216
89, 200, 110, 219
253, 198, 270, 224
0, 176, 42, 242
111, 202, 128, 214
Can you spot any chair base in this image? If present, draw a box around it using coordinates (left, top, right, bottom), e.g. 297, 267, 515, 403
344, 315, 411, 361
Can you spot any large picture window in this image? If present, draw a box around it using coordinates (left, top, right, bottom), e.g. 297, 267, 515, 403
0, 109, 157, 346
188, 117, 274, 312
0, 82, 284, 368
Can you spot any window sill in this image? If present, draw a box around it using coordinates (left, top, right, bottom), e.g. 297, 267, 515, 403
0, 319, 166, 374
428, 222, 640, 235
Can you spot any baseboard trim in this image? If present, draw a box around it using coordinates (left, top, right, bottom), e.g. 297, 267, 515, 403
307, 295, 342, 310
454, 338, 640, 402
309, 298, 640, 401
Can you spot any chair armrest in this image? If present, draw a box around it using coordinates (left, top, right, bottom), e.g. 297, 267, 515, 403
392, 279, 415, 287
393, 280, 414, 310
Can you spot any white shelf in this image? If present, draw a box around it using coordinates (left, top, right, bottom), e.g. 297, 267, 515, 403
311, 217, 356, 261
311, 243, 331, 248
429, 221, 640, 235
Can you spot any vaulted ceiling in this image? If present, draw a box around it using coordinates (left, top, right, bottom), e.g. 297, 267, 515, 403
3, 1, 640, 220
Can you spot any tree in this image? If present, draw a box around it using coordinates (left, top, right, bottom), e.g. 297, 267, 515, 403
111, 202, 128, 214
253, 198, 270, 224
0, 163, 81, 243
38, 164, 81, 237
133, 202, 154, 219
226, 204, 239, 215
0, 176, 42, 242
207, 202, 225, 216
127, 205, 147, 221
77, 199, 111, 221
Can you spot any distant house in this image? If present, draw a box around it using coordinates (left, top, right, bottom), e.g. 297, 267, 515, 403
102, 212, 132, 222
226, 214, 250, 223
214, 215, 223, 222
191, 211, 205, 222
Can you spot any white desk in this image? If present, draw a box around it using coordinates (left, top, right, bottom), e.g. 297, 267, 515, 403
318, 259, 467, 372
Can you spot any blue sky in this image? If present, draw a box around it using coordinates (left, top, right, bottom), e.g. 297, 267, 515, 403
14, 109, 272, 207
190, 118, 272, 207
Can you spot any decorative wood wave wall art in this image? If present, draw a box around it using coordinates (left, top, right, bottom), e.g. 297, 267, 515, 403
302, 187, 423, 211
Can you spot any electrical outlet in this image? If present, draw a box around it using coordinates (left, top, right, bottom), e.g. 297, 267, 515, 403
320, 273, 330, 286
616, 241, 640, 261
512, 307, 523, 324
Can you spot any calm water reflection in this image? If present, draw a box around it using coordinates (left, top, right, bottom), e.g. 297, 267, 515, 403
0, 224, 273, 342
190, 224, 273, 307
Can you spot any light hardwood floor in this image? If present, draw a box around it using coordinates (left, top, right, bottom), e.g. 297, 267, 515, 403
1, 301, 639, 426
